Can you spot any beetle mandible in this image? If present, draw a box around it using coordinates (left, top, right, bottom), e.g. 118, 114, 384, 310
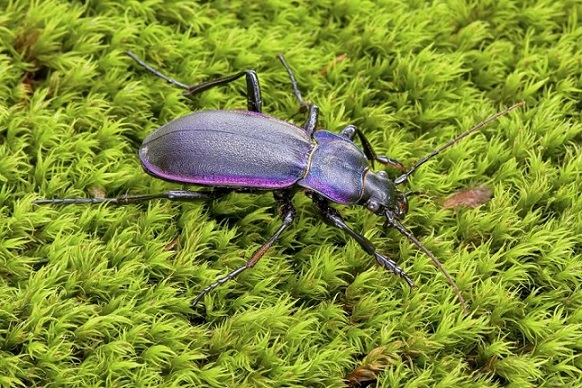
35, 52, 524, 312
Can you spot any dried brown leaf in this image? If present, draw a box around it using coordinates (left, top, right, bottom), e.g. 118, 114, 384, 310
442, 186, 492, 209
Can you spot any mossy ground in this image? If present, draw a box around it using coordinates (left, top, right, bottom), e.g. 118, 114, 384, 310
1, 0, 581, 387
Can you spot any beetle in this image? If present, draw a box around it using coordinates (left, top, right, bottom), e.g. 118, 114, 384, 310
35, 52, 523, 311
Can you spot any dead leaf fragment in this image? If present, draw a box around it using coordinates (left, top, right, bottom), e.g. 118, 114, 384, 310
442, 186, 492, 209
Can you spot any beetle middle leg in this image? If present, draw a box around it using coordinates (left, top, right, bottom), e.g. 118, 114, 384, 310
277, 54, 310, 112
126, 51, 262, 112
339, 125, 406, 172
276, 54, 320, 137
310, 193, 414, 287
192, 190, 297, 307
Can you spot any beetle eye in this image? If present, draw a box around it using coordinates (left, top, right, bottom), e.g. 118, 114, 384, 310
367, 200, 380, 213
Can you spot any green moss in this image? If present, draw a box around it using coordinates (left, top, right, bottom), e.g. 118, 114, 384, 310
1, 0, 581, 386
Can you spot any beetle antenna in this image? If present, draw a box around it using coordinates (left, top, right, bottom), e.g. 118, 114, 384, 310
386, 213, 468, 313
404, 190, 425, 199
395, 102, 524, 185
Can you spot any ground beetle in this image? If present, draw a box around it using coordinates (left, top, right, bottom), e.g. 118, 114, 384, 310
35, 52, 523, 311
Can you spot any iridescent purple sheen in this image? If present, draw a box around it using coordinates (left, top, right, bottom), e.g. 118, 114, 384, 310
139, 110, 314, 188
298, 130, 369, 204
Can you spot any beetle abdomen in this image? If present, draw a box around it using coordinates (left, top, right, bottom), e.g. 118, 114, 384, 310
139, 110, 314, 188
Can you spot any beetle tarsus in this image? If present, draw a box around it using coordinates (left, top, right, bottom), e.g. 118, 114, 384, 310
374, 253, 415, 288
126, 51, 191, 90
277, 54, 305, 107
192, 265, 247, 307
127, 52, 263, 113
183, 70, 262, 113
278, 53, 318, 133
33, 197, 114, 205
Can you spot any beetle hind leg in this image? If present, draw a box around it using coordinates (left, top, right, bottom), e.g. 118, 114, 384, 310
192, 192, 296, 307
33, 189, 228, 206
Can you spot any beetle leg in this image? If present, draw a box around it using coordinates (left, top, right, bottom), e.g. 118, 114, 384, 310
33, 189, 228, 206
302, 104, 319, 137
277, 54, 321, 136
339, 124, 378, 168
374, 156, 407, 172
126, 52, 262, 112
183, 71, 262, 113
192, 193, 296, 306
126, 51, 191, 89
34, 187, 271, 206
338, 125, 406, 171
311, 194, 414, 287
277, 54, 310, 111
338, 124, 357, 140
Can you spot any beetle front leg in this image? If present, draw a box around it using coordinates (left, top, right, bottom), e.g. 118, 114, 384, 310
127, 52, 262, 112
339, 125, 406, 172
311, 194, 414, 287
192, 191, 297, 306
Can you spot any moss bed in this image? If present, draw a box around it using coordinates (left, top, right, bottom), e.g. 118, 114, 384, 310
0, 0, 581, 386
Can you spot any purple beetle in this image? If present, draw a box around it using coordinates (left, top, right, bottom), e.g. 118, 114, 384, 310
35, 52, 523, 311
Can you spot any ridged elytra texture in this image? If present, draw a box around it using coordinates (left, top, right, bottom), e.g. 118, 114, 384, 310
140, 110, 313, 188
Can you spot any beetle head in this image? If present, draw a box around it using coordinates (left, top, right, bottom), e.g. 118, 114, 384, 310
362, 170, 409, 220
366, 192, 409, 220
